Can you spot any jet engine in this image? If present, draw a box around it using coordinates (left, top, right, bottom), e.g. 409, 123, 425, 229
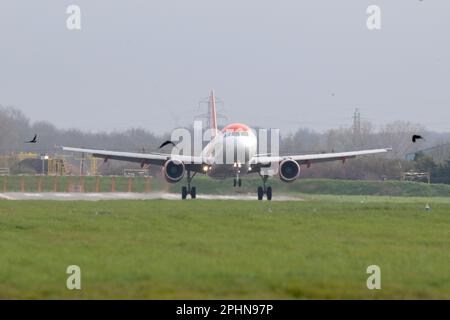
163, 160, 185, 183
279, 159, 300, 182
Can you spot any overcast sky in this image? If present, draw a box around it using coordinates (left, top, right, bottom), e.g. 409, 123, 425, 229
0, 0, 449, 134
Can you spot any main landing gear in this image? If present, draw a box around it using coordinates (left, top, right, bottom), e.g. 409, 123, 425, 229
181, 170, 197, 200
257, 174, 272, 201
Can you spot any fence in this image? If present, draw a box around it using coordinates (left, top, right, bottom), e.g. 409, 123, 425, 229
0, 175, 169, 193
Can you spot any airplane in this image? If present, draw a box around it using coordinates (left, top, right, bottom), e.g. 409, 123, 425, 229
62, 90, 391, 200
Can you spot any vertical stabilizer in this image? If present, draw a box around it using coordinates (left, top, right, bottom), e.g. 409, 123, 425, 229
210, 90, 218, 138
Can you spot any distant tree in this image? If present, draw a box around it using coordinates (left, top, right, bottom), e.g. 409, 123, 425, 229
379, 121, 426, 159
433, 157, 450, 184
414, 152, 437, 173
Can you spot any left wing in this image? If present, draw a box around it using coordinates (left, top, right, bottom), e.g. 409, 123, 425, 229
61, 146, 213, 172
250, 148, 392, 166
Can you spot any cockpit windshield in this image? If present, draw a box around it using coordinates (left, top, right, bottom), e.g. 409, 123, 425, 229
224, 131, 249, 137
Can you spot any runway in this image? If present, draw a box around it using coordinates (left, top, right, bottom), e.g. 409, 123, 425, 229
0, 192, 303, 201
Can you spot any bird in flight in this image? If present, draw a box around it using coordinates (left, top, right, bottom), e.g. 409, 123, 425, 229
412, 135, 425, 143
158, 140, 177, 149
25, 134, 38, 143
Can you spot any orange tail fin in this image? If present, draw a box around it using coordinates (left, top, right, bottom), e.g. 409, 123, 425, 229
210, 90, 218, 138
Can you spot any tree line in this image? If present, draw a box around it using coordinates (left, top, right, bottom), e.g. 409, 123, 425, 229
1, 105, 450, 181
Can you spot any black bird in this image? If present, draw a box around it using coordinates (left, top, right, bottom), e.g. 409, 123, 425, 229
25, 134, 38, 143
412, 135, 425, 143
158, 140, 177, 149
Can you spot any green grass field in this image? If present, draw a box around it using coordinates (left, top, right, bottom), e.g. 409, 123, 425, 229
0, 196, 449, 299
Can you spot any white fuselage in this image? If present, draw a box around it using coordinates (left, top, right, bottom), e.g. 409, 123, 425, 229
201, 127, 258, 179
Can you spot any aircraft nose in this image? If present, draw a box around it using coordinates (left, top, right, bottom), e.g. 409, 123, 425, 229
234, 138, 250, 164
219, 136, 250, 165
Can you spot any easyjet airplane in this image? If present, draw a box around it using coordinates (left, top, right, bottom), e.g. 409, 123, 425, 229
63, 91, 391, 200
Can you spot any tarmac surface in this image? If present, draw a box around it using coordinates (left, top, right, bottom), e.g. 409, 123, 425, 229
0, 192, 303, 201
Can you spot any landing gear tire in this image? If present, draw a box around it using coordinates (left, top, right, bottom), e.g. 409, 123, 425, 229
257, 174, 272, 200
233, 179, 237, 187
238, 179, 242, 187
181, 170, 197, 200
266, 186, 272, 201
257, 186, 264, 200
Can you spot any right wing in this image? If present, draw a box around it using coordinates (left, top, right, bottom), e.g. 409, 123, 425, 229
250, 148, 392, 166
62, 147, 213, 172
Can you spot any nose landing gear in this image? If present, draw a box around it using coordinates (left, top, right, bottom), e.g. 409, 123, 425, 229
233, 166, 242, 188
257, 174, 272, 201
